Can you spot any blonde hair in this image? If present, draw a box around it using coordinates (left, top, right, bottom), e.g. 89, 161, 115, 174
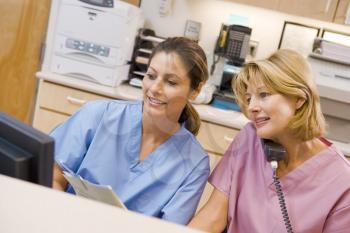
233, 49, 325, 141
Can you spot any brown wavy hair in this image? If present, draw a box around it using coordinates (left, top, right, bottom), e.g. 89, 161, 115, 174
148, 37, 208, 135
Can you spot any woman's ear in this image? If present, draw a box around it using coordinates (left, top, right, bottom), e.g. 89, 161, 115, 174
296, 98, 306, 110
189, 82, 204, 101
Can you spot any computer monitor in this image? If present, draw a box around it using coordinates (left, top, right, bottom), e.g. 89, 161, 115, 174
0, 112, 54, 187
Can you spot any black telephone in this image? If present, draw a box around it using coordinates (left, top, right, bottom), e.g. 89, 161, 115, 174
262, 139, 286, 162
214, 24, 251, 65
261, 139, 294, 233
210, 24, 251, 75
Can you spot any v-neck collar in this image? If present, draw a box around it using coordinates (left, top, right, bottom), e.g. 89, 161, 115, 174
130, 125, 186, 174
263, 139, 336, 192
127, 102, 187, 172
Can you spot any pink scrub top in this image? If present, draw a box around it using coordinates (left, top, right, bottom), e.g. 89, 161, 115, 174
209, 123, 350, 233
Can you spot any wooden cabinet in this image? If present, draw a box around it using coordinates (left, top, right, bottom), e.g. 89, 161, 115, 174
33, 108, 70, 134
232, 0, 280, 10
0, 0, 50, 123
33, 81, 111, 133
197, 121, 239, 156
120, 0, 140, 6
278, 0, 339, 22
333, 0, 350, 24
195, 122, 240, 210
231, 0, 349, 24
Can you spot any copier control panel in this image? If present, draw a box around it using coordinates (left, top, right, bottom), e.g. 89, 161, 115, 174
66, 38, 110, 57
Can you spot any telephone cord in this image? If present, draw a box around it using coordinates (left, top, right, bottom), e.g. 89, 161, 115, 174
271, 161, 294, 233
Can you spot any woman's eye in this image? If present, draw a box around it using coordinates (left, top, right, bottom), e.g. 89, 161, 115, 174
145, 73, 156, 80
260, 92, 270, 98
167, 80, 177, 86
246, 97, 251, 104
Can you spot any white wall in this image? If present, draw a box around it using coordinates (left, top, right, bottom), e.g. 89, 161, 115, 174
140, 0, 350, 84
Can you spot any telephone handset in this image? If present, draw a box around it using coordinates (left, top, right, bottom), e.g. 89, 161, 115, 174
261, 139, 294, 233
262, 139, 286, 162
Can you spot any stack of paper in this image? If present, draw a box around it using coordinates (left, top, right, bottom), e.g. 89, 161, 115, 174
313, 39, 350, 64
60, 166, 127, 209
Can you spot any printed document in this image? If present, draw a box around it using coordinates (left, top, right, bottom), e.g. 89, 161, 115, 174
60, 168, 127, 209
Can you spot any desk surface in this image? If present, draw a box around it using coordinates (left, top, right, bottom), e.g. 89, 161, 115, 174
0, 175, 203, 233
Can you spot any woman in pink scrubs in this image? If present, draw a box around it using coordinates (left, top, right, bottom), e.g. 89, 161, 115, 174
189, 49, 350, 233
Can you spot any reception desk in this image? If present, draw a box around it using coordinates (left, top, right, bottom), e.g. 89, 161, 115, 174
0, 175, 203, 233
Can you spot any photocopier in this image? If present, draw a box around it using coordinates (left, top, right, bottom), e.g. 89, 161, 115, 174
308, 39, 350, 144
42, 0, 144, 87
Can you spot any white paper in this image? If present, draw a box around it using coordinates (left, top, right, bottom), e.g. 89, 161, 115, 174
62, 171, 127, 209
280, 23, 319, 58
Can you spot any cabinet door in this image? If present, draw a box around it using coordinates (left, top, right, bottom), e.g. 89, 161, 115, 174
120, 0, 140, 6
0, 0, 50, 123
197, 121, 239, 155
33, 108, 69, 134
38, 81, 110, 115
333, 0, 350, 24
278, 0, 339, 21
33, 81, 111, 132
231, 0, 280, 10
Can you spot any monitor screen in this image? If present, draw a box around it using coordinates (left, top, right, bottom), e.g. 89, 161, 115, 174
0, 112, 54, 187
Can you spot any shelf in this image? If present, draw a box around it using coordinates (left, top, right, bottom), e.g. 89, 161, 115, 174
138, 48, 152, 54
135, 56, 149, 65
132, 71, 146, 77
129, 29, 165, 83
129, 78, 143, 88
140, 35, 165, 43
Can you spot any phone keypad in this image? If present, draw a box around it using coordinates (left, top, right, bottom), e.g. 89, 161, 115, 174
226, 31, 246, 59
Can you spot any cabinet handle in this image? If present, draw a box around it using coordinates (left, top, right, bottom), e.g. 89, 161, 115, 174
66, 96, 87, 106
224, 135, 233, 143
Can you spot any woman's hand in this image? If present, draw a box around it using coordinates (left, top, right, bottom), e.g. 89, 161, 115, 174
52, 163, 68, 191
188, 188, 229, 233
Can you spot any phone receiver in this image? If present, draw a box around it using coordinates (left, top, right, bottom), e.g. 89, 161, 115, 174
262, 139, 286, 162
262, 139, 294, 233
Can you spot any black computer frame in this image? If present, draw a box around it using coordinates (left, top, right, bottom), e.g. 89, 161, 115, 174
0, 112, 54, 187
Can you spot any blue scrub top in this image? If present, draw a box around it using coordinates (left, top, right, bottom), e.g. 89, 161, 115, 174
51, 100, 210, 224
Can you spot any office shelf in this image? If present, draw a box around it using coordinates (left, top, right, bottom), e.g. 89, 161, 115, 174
128, 28, 165, 87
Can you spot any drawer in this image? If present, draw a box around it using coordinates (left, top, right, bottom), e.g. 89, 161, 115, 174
38, 81, 110, 115
32, 108, 69, 134
197, 121, 239, 155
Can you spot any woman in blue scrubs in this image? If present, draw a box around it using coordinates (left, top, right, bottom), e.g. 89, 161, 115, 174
51, 37, 210, 225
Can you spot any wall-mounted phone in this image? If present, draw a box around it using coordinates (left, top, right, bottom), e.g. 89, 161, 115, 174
215, 24, 251, 65
210, 24, 252, 75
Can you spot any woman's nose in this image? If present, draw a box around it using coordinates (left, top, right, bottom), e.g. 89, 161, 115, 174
149, 78, 163, 94
247, 97, 260, 112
